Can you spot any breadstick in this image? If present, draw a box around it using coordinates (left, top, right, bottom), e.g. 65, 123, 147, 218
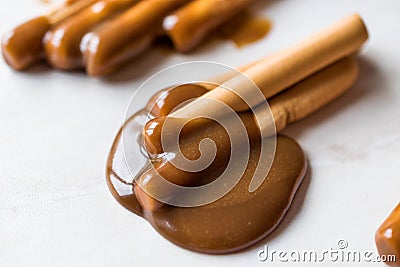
163, 0, 254, 52
44, 0, 138, 70
169, 14, 368, 120
83, 0, 191, 76
376, 203, 400, 266
266, 56, 358, 132
137, 57, 359, 211
1, 0, 98, 70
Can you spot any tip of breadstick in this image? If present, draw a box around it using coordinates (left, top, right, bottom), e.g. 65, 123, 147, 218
349, 13, 369, 40
341, 56, 360, 92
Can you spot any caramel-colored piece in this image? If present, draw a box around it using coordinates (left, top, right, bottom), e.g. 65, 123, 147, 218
44, 0, 137, 70
376, 203, 400, 266
83, 0, 191, 76
163, 0, 254, 52
1, 0, 98, 70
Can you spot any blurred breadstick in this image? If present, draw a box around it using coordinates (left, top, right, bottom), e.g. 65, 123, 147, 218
163, 0, 254, 52
2, 0, 98, 70
83, 0, 191, 76
44, 0, 138, 70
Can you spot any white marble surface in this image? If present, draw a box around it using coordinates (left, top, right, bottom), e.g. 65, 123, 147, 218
1, 0, 399, 266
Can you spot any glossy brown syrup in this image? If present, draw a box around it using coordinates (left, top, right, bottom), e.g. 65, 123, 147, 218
106, 84, 307, 254
220, 13, 272, 48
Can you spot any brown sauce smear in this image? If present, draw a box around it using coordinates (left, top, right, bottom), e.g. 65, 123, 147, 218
220, 13, 272, 48
106, 84, 307, 254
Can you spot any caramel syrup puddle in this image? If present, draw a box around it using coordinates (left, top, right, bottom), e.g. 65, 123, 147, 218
106, 84, 307, 254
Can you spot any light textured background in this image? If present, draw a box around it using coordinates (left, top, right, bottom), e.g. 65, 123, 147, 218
1, 0, 399, 266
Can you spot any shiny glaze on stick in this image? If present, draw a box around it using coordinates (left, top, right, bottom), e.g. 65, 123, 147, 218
163, 0, 254, 52
44, 0, 137, 69
83, 0, 191, 76
1, 0, 98, 70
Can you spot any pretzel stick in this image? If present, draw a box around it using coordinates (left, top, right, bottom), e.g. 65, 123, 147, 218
1, 0, 98, 70
137, 56, 359, 211
83, 0, 191, 76
163, 0, 254, 52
